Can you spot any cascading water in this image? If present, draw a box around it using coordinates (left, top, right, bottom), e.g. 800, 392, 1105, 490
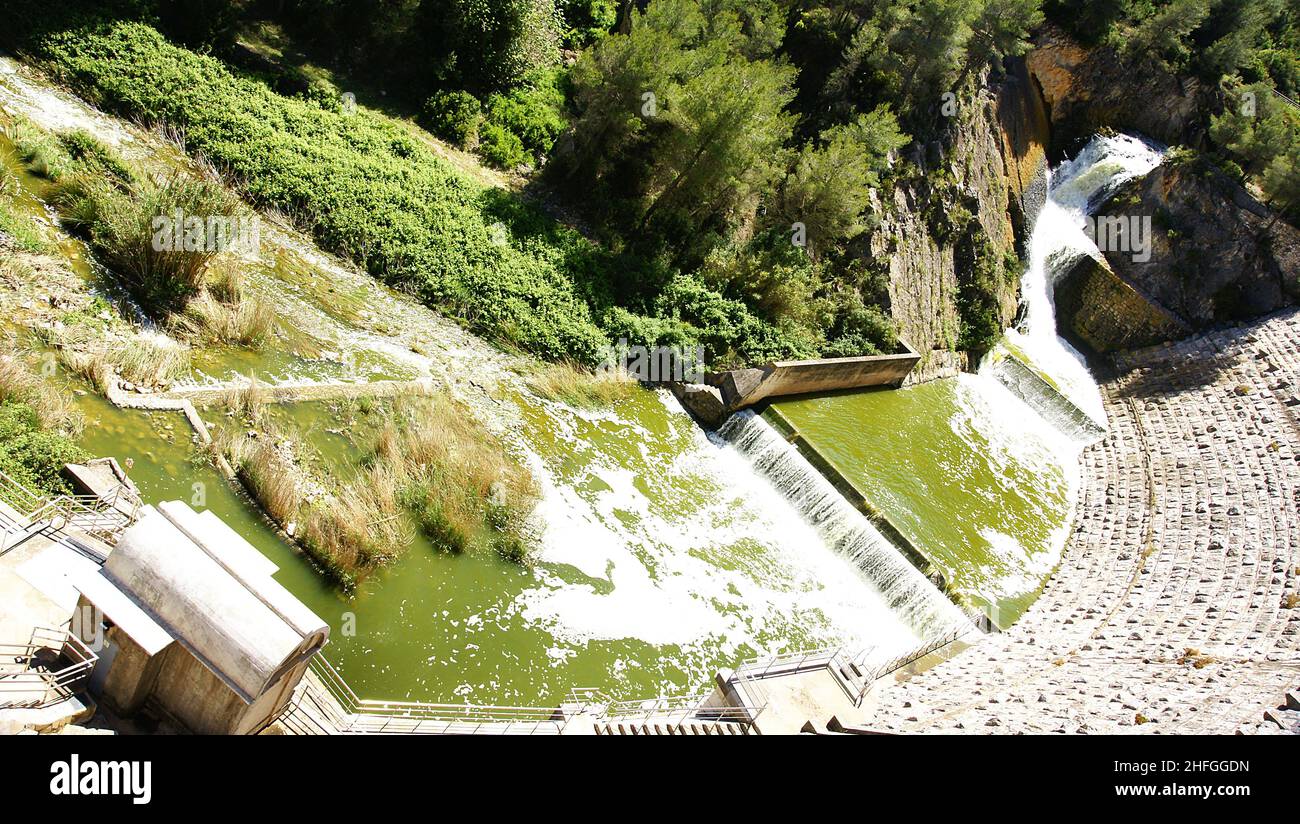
1, 51, 1172, 702
767, 133, 1167, 626
0, 58, 934, 703
992, 133, 1165, 427
716, 411, 972, 639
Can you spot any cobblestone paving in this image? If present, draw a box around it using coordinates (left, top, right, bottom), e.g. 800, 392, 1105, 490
868, 310, 1300, 734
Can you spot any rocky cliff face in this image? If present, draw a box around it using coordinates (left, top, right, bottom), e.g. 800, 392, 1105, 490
1026, 23, 1299, 354
871, 59, 1050, 377
1026, 23, 1209, 155
1093, 158, 1300, 330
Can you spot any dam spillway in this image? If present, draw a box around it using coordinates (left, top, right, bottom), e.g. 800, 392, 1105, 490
715, 410, 972, 640
767, 133, 1166, 625
0, 51, 1176, 712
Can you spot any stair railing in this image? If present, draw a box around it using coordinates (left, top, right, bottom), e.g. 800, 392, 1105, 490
0, 469, 141, 552
0, 626, 99, 709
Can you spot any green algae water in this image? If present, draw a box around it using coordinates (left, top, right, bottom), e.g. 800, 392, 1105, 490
771, 377, 1076, 624
70, 388, 924, 706
1, 52, 1163, 708
3, 71, 928, 706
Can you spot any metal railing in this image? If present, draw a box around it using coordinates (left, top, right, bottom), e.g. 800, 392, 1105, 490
303, 655, 567, 734
289, 627, 981, 734
601, 691, 765, 729
0, 469, 140, 553
734, 646, 855, 709
852, 623, 975, 706
0, 626, 98, 709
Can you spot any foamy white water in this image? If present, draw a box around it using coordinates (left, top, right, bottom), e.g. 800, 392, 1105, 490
996, 133, 1165, 427
0, 51, 1174, 687
716, 410, 971, 640
519, 392, 923, 664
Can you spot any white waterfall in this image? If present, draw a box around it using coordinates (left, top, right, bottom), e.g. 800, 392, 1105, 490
993, 133, 1165, 426
716, 411, 973, 640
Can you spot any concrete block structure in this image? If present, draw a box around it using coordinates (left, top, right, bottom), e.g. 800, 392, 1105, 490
70, 501, 329, 734
671, 344, 923, 426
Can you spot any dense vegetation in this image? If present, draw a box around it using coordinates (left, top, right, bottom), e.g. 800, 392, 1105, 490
0, 356, 87, 496
1048, 0, 1300, 220
6, 1, 1034, 364
6, 0, 1297, 372
8, 116, 275, 365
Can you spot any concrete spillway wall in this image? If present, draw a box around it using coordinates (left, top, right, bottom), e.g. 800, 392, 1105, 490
672, 344, 921, 427
711, 352, 921, 407
759, 405, 969, 605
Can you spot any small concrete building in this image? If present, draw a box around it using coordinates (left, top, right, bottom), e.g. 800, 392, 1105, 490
71, 501, 328, 734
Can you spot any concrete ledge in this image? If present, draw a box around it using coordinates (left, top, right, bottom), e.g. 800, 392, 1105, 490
167, 377, 435, 407
1053, 248, 1191, 353
672, 343, 922, 426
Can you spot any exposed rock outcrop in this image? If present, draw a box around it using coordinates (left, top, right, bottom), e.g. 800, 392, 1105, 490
996, 58, 1051, 241
869, 59, 1050, 370
1094, 158, 1300, 330
1026, 23, 1209, 154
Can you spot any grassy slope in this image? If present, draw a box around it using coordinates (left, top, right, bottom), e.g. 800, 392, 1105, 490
5, 8, 795, 368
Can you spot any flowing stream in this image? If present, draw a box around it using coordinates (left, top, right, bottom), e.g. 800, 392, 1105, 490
1, 57, 922, 706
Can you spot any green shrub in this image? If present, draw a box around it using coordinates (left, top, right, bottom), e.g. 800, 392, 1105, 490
52, 170, 236, 312
823, 295, 897, 357
302, 72, 344, 113
0, 401, 88, 496
559, 0, 618, 47
8, 12, 808, 367
481, 70, 567, 162
478, 120, 529, 169
57, 129, 134, 185
599, 306, 697, 350
421, 89, 481, 147
955, 234, 1007, 355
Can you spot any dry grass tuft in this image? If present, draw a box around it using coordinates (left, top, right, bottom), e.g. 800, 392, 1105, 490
55, 347, 111, 395
45, 323, 190, 391
174, 262, 276, 347
376, 395, 539, 562
1178, 648, 1217, 669
299, 465, 413, 583
215, 390, 538, 586
526, 361, 638, 408
222, 374, 266, 424
0, 354, 83, 435
234, 437, 304, 526
51, 169, 237, 312
114, 334, 191, 386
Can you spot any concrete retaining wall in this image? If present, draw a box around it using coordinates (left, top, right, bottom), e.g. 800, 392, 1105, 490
673, 345, 921, 426
715, 353, 921, 407
1053, 249, 1190, 353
